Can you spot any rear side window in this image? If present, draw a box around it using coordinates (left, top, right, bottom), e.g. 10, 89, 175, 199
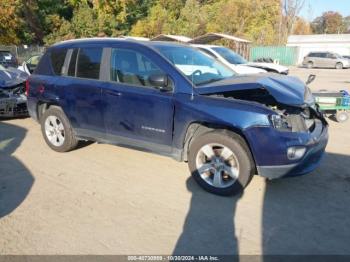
34, 52, 51, 75
76, 47, 102, 79
51, 48, 67, 75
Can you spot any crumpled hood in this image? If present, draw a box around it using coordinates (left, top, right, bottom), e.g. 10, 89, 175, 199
197, 74, 313, 106
0, 67, 29, 89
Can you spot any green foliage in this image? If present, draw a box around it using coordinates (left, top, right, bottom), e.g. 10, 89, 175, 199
0, 0, 22, 44
44, 3, 98, 45
0, 0, 349, 46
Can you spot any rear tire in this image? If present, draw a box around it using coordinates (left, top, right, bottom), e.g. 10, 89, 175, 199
188, 130, 255, 196
307, 61, 313, 69
336, 62, 343, 70
41, 106, 78, 152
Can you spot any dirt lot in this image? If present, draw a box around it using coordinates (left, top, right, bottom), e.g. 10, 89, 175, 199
0, 68, 350, 255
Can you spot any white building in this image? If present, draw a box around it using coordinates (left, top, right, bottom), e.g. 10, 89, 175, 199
287, 34, 350, 65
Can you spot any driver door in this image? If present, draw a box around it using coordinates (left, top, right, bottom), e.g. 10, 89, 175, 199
102, 48, 175, 153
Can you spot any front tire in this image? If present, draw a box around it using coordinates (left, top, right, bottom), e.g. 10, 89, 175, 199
188, 130, 255, 196
41, 106, 78, 152
336, 62, 343, 69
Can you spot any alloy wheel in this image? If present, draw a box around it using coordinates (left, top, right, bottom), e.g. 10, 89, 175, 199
195, 143, 239, 188
44, 115, 65, 147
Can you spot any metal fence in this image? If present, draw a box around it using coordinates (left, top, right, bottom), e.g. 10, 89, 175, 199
250, 46, 299, 66
0, 45, 45, 63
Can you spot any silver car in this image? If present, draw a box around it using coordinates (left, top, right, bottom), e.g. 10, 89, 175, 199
303, 52, 350, 69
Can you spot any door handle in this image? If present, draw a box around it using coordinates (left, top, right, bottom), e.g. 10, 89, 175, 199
106, 90, 122, 97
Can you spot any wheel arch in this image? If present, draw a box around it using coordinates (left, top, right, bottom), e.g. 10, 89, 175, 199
36, 101, 61, 121
181, 122, 256, 169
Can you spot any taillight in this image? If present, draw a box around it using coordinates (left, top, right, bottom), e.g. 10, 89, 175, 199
25, 80, 30, 96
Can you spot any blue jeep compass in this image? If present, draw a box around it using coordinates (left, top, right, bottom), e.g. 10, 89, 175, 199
26, 38, 328, 195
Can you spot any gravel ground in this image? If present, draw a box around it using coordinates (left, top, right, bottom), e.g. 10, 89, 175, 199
0, 68, 349, 255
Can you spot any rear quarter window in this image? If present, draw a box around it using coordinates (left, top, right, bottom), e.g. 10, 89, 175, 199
33, 52, 52, 75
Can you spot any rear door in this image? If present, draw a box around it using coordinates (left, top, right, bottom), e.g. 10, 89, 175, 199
57, 46, 105, 136
101, 47, 175, 153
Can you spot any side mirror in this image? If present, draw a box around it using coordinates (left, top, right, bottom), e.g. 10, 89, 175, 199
306, 74, 316, 85
149, 74, 173, 92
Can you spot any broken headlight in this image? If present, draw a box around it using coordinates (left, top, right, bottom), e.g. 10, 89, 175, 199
270, 114, 290, 131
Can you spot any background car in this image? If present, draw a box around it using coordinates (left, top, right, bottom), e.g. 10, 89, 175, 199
248, 58, 289, 74
0, 64, 28, 117
0, 50, 18, 68
303, 52, 350, 69
18, 55, 42, 75
193, 44, 289, 75
193, 44, 267, 75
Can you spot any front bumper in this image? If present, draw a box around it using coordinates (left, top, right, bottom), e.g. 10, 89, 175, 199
0, 96, 28, 117
245, 119, 328, 179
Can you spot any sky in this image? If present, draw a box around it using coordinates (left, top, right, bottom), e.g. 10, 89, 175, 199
300, 0, 350, 21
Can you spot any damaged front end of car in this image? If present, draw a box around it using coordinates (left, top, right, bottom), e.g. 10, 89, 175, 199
0, 83, 28, 118
197, 74, 328, 179
0, 66, 29, 118
0, 84, 28, 118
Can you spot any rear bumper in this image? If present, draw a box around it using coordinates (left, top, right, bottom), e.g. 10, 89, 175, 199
256, 124, 328, 179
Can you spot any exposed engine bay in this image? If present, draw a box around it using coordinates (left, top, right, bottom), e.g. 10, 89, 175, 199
210, 88, 327, 133
0, 83, 28, 117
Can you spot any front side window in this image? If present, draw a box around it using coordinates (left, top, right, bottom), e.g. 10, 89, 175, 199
76, 47, 102, 79
155, 45, 235, 86
110, 48, 165, 87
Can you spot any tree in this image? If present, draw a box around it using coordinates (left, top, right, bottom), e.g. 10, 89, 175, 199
171, 0, 207, 37
344, 16, 350, 33
311, 11, 346, 34
44, 3, 99, 45
204, 0, 281, 44
130, 0, 186, 37
292, 17, 311, 35
324, 11, 345, 33
0, 0, 23, 44
280, 0, 305, 42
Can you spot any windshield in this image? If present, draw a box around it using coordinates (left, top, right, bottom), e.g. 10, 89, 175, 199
155, 45, 235, 86
212, 47, 247, 65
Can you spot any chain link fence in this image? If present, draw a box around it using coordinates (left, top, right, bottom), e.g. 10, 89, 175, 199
0, 45, 45, 63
